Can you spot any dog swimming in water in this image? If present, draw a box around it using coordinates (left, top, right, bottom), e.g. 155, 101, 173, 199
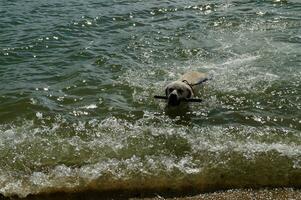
154, 71, 209, 106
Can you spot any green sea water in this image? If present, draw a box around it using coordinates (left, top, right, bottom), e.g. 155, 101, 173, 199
0, 0, 301, 198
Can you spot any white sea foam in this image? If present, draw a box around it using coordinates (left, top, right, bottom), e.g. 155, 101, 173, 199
83, 104, 98, 109
0, 116, 300, 197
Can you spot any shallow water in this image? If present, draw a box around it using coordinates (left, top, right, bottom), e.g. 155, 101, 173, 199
0, 0, 301, 198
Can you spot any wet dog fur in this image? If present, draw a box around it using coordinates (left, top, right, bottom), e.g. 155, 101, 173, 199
165, 71, 208, 106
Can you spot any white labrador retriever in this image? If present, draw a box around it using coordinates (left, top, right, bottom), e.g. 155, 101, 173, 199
160, 71, 208, 106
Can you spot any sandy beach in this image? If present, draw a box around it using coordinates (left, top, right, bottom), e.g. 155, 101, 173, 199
1, 188, 300, 200
139, 188, 301, 200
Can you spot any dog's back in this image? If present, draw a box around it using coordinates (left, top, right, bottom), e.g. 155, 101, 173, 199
179, 71, 208, 96
180, 71, 207, 84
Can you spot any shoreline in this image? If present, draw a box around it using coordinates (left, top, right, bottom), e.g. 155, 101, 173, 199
1, 188, 301, 200
143, 188, 301, 200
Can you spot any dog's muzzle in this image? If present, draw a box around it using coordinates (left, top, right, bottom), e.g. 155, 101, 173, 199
168, 93, 180, 106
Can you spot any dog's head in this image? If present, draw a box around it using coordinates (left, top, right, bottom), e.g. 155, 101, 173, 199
165, 81, 193, 106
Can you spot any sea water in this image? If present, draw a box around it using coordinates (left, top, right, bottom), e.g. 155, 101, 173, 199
0, 0, 301, 198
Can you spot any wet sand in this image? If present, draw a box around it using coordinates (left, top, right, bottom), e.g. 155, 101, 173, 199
137, 188, 301, 200
1, 188, 301, 200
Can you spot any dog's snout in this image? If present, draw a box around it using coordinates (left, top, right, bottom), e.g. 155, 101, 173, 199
170, 93, 177, 100
168, 93, 180, 106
